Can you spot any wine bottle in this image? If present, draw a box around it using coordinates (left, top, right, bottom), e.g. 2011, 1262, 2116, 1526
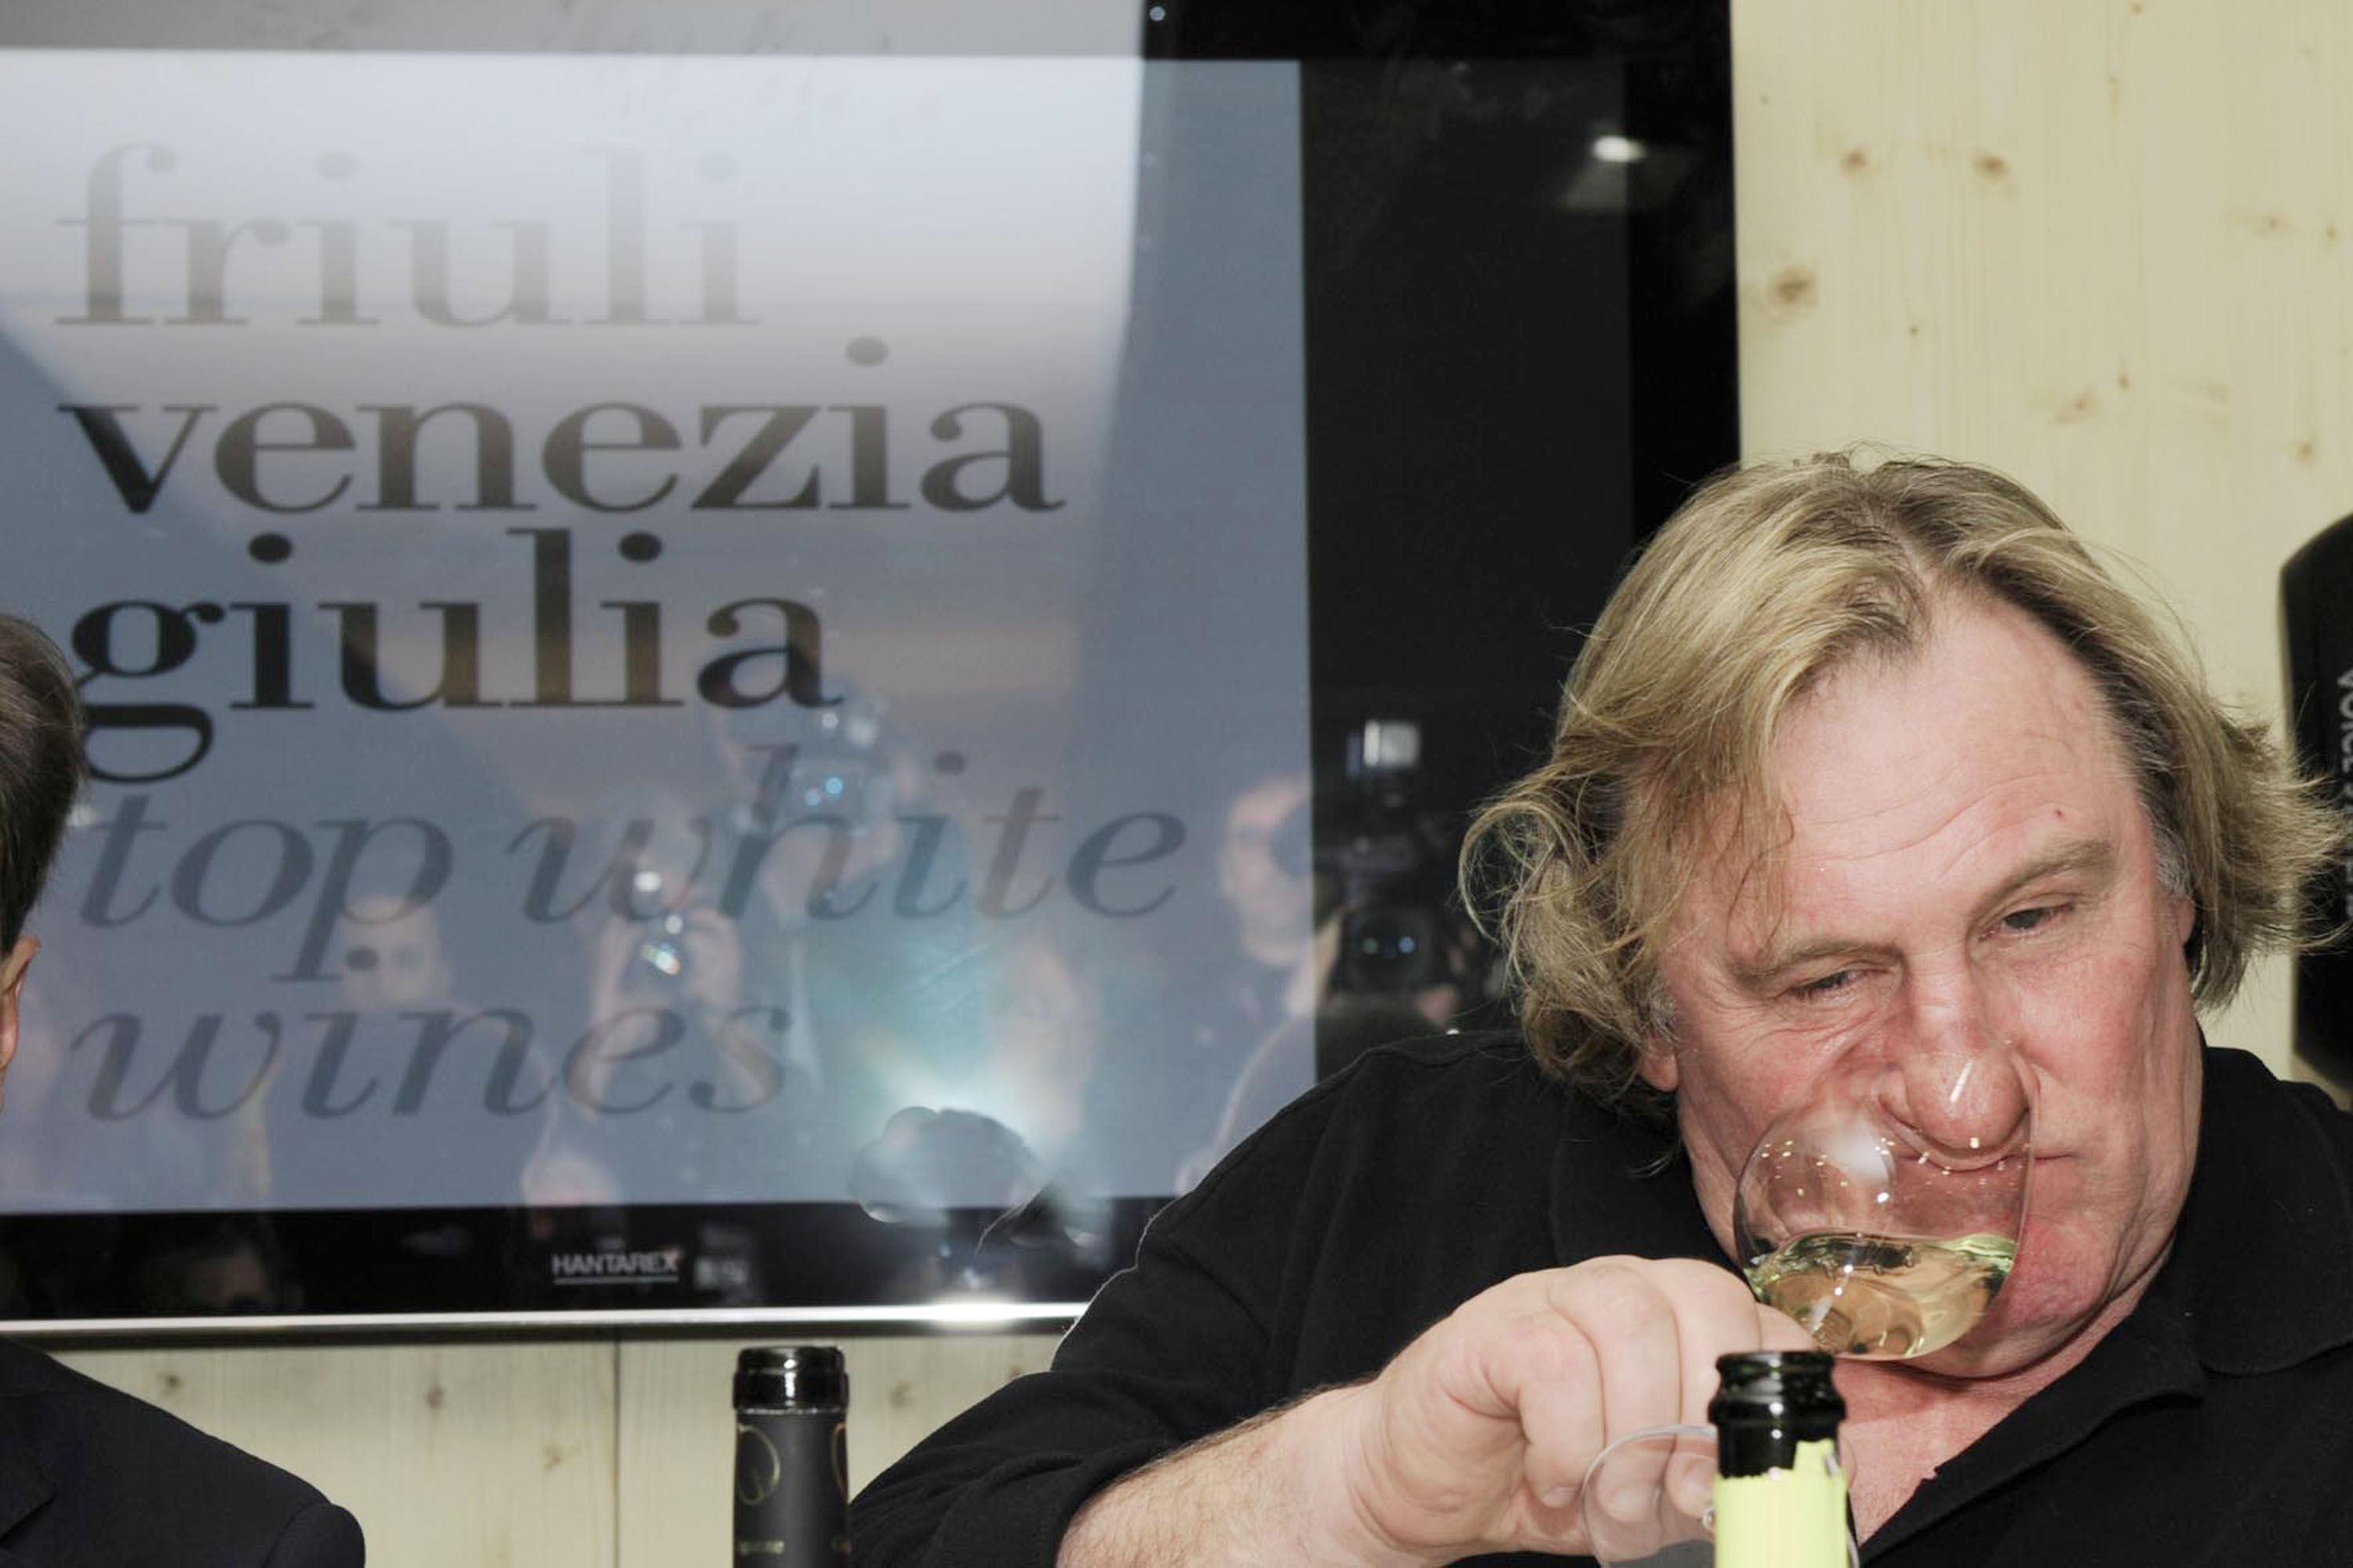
733, 1345, 849, 1566
1708, 1350, 1849, 1568
2282, 514, 2353, 1070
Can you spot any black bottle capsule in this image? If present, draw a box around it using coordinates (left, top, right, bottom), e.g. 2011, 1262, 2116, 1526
1709, 1350, 1842, 1477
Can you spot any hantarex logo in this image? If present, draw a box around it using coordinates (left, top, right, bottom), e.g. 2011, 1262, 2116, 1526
550, 1246, 684, 1286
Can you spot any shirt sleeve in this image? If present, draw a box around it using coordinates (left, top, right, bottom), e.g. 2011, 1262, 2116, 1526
261, 1499, 368, 1567
849, 1078, 1341, 1568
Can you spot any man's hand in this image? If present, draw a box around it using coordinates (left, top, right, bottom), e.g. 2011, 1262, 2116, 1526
1330, 1255, 1817, 1560
1060, 1255, 1815, 1566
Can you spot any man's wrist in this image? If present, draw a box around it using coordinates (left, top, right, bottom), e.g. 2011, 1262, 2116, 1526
1056, 1383, 1442, 1568
1265, 1383, 1441, 1568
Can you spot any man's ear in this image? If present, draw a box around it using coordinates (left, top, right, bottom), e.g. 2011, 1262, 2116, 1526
1635, 1034, 1679, 1093
0, 935, 37, 1086
0, 936, 38, 999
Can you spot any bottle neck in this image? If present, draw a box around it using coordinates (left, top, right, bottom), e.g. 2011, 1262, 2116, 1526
1710, 1350, 1842, 1477
1715, 1415, 1842, 1478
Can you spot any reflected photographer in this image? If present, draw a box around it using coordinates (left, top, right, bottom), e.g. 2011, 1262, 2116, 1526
1315, 719, 1487, 1040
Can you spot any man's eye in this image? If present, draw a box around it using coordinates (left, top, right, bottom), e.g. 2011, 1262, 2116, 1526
1999, 905, 2060, 934
1791, 970, 1856, 999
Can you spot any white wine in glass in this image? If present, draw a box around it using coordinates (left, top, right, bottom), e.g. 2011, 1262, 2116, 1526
1744, 1228, 2017, 1360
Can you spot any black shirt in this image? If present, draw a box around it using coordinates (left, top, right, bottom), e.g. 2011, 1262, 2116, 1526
852, 1035, 2353, 1565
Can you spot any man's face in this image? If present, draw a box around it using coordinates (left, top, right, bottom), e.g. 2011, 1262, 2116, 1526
1643, 595, 2202, 1376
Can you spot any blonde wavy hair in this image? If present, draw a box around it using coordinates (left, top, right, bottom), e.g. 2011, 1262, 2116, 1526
1460, 449, 2339, 1118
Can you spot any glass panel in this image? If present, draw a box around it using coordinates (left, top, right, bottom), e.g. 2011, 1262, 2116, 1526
0, 50, 1308, 1217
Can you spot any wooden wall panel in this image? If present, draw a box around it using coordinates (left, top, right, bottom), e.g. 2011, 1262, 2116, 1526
50, 1341, 618, 1566
1733, 0, 2353, 1092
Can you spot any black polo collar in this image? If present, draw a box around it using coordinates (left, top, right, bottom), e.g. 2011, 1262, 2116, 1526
1547, 1090, 1714, 1268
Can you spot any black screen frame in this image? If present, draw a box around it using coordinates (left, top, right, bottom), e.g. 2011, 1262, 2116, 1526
0, 0, 1735, 1337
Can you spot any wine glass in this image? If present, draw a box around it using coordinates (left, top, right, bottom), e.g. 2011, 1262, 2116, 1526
1734, 1049, 2035, 1360
1580, 1423, 1859, 1568
1579, 1049, 2035, 1563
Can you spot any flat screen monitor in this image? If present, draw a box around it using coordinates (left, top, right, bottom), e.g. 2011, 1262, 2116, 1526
0, 0, 1734, 1330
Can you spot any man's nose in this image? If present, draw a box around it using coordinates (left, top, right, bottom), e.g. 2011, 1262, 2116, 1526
1873, 972, 2031, 1161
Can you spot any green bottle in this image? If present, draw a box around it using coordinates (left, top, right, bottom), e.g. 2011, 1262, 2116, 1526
1708, 1351, 1849, 1567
